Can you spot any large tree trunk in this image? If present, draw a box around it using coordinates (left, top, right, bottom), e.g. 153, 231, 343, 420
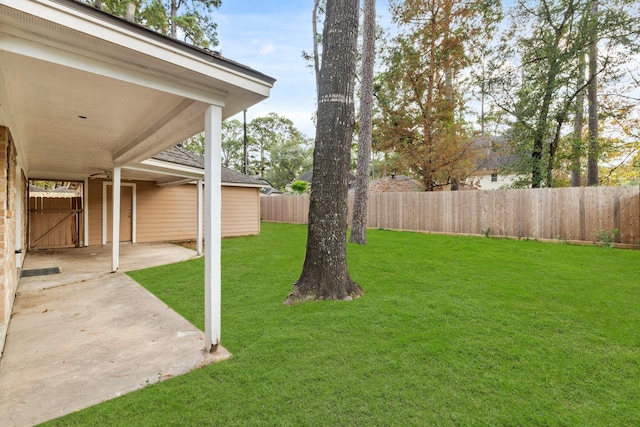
312, 0, 321, 97
586, 0, 599, 186
571, 55, 585, 187
171, 0, 179, 38
350, 0, 376, 245
285, 0, 363, 305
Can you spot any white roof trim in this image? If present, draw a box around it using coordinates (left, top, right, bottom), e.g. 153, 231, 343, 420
125, 159, 268, 188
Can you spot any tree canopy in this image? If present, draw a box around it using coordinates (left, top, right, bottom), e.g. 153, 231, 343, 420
86, 0, 220, 48
484, 0, 640, 187
373, 0, 501, 191
182, 113, 313, 191
369, 0, 640, 189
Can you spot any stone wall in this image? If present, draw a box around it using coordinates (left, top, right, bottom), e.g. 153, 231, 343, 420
0, 126, 18, 356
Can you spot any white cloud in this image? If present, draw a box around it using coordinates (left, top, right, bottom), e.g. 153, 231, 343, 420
258, 42, 276, 55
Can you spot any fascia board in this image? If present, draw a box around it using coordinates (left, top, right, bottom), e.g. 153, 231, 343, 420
125, 160, 204, 179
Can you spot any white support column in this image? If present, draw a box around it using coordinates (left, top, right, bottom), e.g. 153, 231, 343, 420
204, 105, 222, 352
196, 179, 203, 256
111, 166, 121, 273
84, 177, 89, 247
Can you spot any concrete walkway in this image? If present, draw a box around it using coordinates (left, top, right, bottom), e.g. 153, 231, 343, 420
0, 244, 230, 427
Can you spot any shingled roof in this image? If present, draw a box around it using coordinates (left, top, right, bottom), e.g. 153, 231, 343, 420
368, 175, 424, 192
152, 145, 266, 187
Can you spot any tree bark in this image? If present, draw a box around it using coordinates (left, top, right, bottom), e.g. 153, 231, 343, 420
285, 0, 363, 305
586, 0, 599, 186
350, 0, 376, 245
171, 0, 179, 38
312, 0, 321, 98
571, 54, 585, 187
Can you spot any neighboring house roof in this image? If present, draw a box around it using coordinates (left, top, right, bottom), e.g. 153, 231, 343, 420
369, 175, 424, 192
152, 145, 266, 187
472, 136, 519, 173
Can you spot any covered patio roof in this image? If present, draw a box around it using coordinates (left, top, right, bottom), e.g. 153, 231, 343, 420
0, 0, 275, 181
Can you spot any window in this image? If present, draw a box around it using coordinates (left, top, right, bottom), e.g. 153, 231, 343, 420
491, 173, 498, 183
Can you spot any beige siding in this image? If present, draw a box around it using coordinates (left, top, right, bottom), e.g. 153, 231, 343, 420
86, 179, 105, 246
86, 179, 260, 244
136, 181, 198, 243
222, 186, 260, 237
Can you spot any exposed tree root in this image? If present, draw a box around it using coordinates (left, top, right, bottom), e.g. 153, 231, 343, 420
283, 280, 364, 306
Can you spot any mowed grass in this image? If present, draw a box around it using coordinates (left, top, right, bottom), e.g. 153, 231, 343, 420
46, 222, 640, 426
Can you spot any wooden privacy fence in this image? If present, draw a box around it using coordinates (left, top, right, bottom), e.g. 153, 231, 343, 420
29, 196, 83, 249
260, 186, 640, 247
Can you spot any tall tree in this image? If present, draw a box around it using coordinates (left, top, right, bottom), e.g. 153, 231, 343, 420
221, 119, 244, 170
246, 113, 311, 185
85, 0, 220, 48
312, 0, 323, 96
570, 54, 586, 187
375, 0, 499, 191
285, 0, 363, 305
488, 0, 593, 188
350, 0, 376, 245
487, 0, 639, 188
302, 1, 325, 98
586, 0, 599, 185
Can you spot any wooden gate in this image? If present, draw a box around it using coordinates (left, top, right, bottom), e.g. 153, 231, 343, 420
29, 196, 83, 249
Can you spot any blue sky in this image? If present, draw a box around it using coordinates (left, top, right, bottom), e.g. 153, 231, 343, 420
213, 2, 320, 137
213, 1, 393, 138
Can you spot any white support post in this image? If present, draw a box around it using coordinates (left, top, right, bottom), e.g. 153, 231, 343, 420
196, 179, 203, 256
204, 105, 222, 352
111, 166, 121, 273
84, 177, 89, 247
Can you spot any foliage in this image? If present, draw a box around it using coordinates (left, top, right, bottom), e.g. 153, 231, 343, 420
180, 113, 313, 189
597, 95, 640, 186
48, 223, 640, 425
220, 119, 245, 170
180, 132, 204, 156
374, 0, 501, 191
593, 228, 620, 247
85, 0, 220, 48
486, 0, 640, 188
246, 113, 313, 189
290, 180, 309, 194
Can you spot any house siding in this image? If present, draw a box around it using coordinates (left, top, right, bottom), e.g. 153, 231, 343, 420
87, 179, 260, 245
221, 186, 261, 237
136, 181, 198, 243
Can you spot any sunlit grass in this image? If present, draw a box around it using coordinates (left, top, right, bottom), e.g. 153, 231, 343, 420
45, 222, 640, 426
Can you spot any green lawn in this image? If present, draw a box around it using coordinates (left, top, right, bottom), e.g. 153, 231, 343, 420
46, 223, 640, 426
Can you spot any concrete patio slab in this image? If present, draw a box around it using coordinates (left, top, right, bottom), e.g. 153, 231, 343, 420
0, 243, 230, 427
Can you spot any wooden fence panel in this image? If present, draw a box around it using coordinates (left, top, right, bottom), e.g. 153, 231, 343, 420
260, 194, 309, 224
260, 186, 640, 247
29, 196, 82, 249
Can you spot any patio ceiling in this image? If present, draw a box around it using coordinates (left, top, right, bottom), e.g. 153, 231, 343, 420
0, 0, 275, 182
